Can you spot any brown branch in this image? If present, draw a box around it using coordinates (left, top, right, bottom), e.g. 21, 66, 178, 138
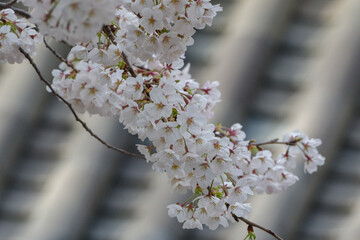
102, 25, 137, 77
43, 36, 77, 71
43, 37, 67, 63
0, 0, 17, 9
251, 138, 297, 147
60, 40, 73, 48
11, 6, 31, 18
0, 0, 31, 19
239, 217, 283, 240
19, 47, 145, 160
231, 213, 283, 240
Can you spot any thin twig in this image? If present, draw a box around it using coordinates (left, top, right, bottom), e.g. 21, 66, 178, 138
232, 214, 283, 240
102, 25, 137, 77
0, 1, 31, 18
0, 0, 31, 19
0, 0, 17, 9
43, 36, 77, 71
10, 6, 31, 18
60, 40, 73, 48
19, 47, 145, 160
121, 51, 136, 77
239, 217, 283, 240
43, 37, 67, 63
252, 138, 297, 147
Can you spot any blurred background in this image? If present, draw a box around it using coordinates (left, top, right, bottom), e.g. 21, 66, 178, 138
0, 0, 360, 239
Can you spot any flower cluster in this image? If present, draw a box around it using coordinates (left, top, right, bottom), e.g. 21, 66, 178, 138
52, 43, 325, 230
2, 0, 325, 231
20, 0, 120, 45
165, 129, 324, 230
115, 0, 222, 64
282, 130, 325, 174
0, 8, 41, 64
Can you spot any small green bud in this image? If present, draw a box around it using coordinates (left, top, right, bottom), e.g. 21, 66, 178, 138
249, 145, 259, 155
118, 61, 126, 69
195, 186, 202, 195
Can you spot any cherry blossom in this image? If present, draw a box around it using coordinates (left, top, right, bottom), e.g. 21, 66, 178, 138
0, 8, 41, 64
0, 0, 326, 232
